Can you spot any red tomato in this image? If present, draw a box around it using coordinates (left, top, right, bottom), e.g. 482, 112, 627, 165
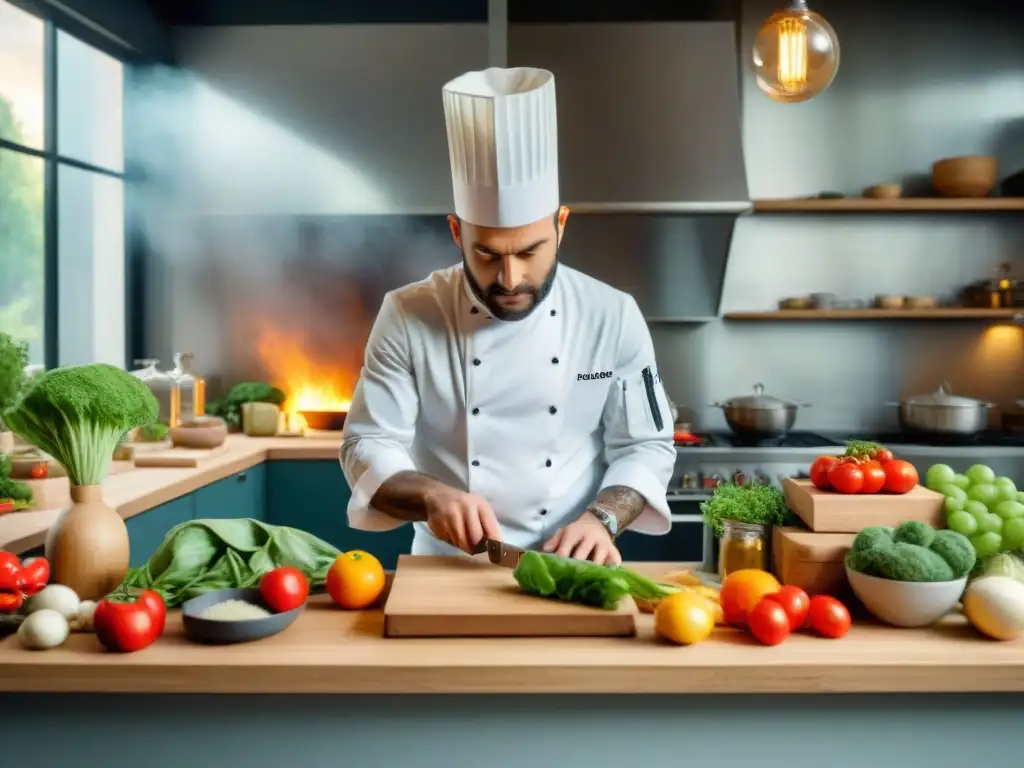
260, 567, 309, 613
809, 456, 840, 490
874, 448, 894, 462
18, 556, 50, 596
807, 595, 851, 639
29, 462, 47, 479
881, 459, 918, 494
747, 598, 791, 646
94, 590, 166, 653
859, 460, 886, 494
0, 551, 20, 580
765, 585, 810, 631
827, 461, 864, 494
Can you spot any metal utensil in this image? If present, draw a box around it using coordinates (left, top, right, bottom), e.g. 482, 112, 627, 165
710, 382, 810, 438
472, 538, 526, 568
887, 381, 993, 436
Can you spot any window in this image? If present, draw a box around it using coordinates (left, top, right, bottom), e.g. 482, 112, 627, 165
0, 0, 127, 368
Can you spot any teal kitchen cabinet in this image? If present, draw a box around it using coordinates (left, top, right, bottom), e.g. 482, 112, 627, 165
616, 521, 704, 563
266, 460, 413, 569
194, 464, 266, 521
125, 494, 197, 568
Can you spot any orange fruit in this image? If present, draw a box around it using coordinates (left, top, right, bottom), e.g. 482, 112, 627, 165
326, 550, 385, 609
655, 592, 716, 645
719, 569, 781, 627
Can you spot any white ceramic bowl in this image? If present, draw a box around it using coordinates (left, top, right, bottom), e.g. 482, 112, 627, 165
845, 565, 967, 628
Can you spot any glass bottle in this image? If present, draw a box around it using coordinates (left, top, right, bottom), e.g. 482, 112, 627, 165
718, 520, 770, 579
171, 352, 206, 421
131, 359, 181, 427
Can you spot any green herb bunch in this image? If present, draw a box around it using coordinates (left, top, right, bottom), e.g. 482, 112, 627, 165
0, 333, 28, 430
207, 381, 286, 430
700, 482, 793, 536
3, 363, 159, 486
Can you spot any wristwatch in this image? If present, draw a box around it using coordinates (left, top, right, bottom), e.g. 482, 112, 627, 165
587, 504, 619, 538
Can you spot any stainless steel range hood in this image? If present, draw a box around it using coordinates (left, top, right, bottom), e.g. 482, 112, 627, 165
504, 20, 750, 215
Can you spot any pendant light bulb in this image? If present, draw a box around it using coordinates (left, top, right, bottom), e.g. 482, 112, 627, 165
752, 0, 840, 103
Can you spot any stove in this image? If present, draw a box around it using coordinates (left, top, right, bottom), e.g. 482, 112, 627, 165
674, 430, 841, 449
846, 430, 1024, 448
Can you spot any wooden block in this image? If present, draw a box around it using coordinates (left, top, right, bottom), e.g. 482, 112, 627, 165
772, 526, 856, 598
384, 555, 637, 638
782, 477, 944, 533
133, 445, 230, 468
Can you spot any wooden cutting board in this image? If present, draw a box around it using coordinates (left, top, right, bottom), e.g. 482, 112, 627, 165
383, 555, 637, 638
133, 445, 229, 468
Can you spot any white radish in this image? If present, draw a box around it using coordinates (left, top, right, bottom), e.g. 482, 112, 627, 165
18, 609, 70, 650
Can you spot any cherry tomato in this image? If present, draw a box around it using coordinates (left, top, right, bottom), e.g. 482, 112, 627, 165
859, 460, 886, 494
809, 456, 840, 490
807, 595, 851, 639
94, 590, 166, 653
874, 448, 894, 462
765, 585, 810, 631
259, 566, 309, 613
29, 462, 48, 479
747, 598, 791, 646
881, 459, 918, 494
827, 461, 864, 494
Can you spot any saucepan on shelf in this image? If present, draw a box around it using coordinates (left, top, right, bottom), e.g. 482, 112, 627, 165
710, 383, 810, 438
888, 382, 994, 437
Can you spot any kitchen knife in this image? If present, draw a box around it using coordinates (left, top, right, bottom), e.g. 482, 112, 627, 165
472, 538, 526, 568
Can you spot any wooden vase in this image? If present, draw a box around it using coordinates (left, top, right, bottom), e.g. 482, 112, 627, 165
45, 485, 130, 601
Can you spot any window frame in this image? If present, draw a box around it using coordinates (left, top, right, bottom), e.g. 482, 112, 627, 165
0, 5, 132, 369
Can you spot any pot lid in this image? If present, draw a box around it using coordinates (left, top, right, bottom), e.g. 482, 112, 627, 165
905, 382, 986, 407
721, 383, 797, 410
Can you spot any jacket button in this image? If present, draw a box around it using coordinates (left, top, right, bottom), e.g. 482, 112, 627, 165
471, 307, 480, 315
545, 459, 552, 467
472, 460, 480, 467
549, 406, 557, 415
473, 358, 481, 366
540, 509, 548, 516
472, 407, 480, 415
551, 357, 559, 364
550, 309, 557, 316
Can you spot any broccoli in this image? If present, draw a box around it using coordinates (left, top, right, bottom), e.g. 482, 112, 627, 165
138, 422, 170, 442
3, 364, 158, 487
0, 452, 31, 504
846, 521, 974, 582
893, 520, 935, 548
207, 381, 286, 430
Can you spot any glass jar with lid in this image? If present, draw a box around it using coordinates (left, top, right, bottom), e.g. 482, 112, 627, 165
131, 359, 181, 427
718, 519, 770, 578
170, 352, 206, 422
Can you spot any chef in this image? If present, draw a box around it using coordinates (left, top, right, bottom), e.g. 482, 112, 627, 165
339, 66, 675, 565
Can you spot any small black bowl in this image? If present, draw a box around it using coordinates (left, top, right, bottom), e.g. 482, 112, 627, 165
182, 588, 304, 645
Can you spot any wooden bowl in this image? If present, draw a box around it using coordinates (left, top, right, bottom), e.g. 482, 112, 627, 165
169, 416, 228, 449
300, 410, 348, 431
931, 156, 998, 198
864, 183, 902, 199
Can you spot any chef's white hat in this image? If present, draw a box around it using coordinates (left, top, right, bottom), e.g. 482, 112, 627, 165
442, 67, 559, 229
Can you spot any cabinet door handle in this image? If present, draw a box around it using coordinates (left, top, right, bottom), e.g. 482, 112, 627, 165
237, 472, 247, 482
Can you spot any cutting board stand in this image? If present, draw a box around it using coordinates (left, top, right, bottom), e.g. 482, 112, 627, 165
383, 555, 637, 638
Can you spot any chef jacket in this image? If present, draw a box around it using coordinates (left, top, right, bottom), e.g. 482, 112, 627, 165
339, 263, 676, 556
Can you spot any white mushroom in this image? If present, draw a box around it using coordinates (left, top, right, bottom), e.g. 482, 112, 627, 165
18, 609, 70, 650
27, 584, 80, 620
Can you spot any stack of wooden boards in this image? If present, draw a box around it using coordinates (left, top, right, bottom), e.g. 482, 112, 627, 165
773, 479, 946, 596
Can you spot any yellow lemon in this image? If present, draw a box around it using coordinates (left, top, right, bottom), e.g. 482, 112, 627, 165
654, 591, 716, 645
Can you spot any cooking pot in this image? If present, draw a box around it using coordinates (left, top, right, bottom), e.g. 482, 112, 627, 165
889, 382, 994, 436
711, 383, 810, 438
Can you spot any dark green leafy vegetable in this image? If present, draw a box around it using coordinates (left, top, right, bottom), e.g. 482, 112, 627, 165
138, 422, 169, 442
207, 382, 286, 430
513, 551, 679, 610
0, 453, 31, 504
700, 482, 793, 536
3, 364, 158, 486
119, 518, 341, 607
0, 332, 28, 430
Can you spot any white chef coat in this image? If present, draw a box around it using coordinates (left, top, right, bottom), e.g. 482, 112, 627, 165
339, 263, 676, 556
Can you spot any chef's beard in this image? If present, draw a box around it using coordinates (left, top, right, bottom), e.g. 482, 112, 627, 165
463, 256, 558, 322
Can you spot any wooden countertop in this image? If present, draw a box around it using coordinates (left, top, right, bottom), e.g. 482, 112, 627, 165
0, 434, 343, 554
0, 562, 1021, 695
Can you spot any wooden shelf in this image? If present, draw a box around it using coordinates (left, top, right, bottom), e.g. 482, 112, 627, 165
723, 309, 1024, 321
752, 198, 1024, 213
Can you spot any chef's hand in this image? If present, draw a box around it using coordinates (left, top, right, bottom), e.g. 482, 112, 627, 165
542, 513, 622, 566
423, 486, 502, 555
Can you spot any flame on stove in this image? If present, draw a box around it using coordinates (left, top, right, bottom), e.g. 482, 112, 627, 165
254, 325, 358, 431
